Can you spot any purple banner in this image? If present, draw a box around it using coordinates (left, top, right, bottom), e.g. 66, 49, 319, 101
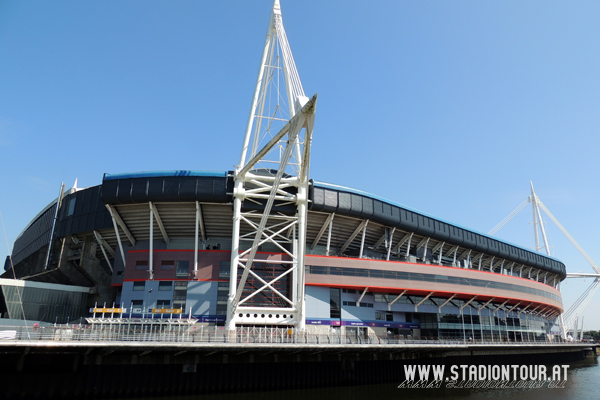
307, 319, 419, 329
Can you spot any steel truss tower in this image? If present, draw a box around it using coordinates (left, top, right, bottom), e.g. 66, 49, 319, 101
490, 182, 600, 337
226, 0, 317, 330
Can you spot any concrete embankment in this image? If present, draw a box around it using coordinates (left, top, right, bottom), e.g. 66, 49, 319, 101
0, 341, 596, 399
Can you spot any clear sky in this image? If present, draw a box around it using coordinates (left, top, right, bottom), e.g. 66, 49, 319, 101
1, 1, 599, 329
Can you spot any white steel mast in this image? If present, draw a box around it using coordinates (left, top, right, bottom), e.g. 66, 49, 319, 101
226, 0, 317, 331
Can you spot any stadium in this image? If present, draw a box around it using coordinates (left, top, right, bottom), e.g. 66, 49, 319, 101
2, 169, 566, 341
1, 1, 567, 342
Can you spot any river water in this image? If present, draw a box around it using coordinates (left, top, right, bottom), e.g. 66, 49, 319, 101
103, 357, 599, 400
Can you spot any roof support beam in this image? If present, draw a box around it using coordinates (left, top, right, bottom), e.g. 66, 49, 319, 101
415, 292, 434, 312
106, 207, 126, 264
386, 227, 396, 261
394, 232, 412, 254
93, 231, 114, 272
478, 298, 495, 312
340, 220, 368, 254
196, 202, 206, 243
311, 213, 334, 250
415, 237, 428, 250
149, 202, 169, 245
517, 303, 532, 315
358, 220, 369, 258
326, 214, 334, 256
431, 241, 444, 255
494, 299, 510, 311
506, 301, 522, 314
388, 289, 408, 311
438, 294, 457, 313
106, 205, 136, 246
356, 287, 369, 307
460, 296, 478, 311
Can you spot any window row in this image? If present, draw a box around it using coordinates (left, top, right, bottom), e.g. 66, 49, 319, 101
306, 265, 560, 302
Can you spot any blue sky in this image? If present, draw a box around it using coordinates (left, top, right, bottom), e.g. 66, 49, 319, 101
1, 1, 599, 329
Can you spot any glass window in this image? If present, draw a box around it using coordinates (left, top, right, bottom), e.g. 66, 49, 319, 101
136, 261, 148, 270
156, 299, 171, 308
158, 281, 172, 291
67, 198, 76, 216
131, 300, 143, 313
218, 261, 230, 278
177, 261, 190, 278
330, 288, 340, 319
133, 281, 145, 291
161, 261, 174, 270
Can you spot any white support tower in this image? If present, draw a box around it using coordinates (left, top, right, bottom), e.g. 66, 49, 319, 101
226, 0, 317, 331
489, 182, 600, 338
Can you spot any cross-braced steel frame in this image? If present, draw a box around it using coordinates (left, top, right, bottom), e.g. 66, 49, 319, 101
225, 0, 317, 330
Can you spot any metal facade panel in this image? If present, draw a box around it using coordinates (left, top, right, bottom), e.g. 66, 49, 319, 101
517, 248, 529, 264
348, 194, 362, 217
433, 220, 450, 241
162, 177, 180, 201
487, 238, 499, 256
311, 187, 325, 212
373, 201, 399, 226
100, 179, 120, 204
463, 230, 477, 248
497, 242, 510, 259
147, 178, 165, 202
416, 215, 434, 236
360, 197, 374, 220
178, 177, 197, 201
507, 245, 520, 262
447, 225, 464, 246
323, 189, 338, 213
337, 192, 351, 214
131, 179, 148, 203
399, 208, 418, 232
116, 179, 133, 204
474, 234, 488, 253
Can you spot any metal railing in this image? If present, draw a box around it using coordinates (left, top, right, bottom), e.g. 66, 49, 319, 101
0, 324, 590, 346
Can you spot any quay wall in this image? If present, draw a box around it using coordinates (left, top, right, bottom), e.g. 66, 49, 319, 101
0, 342, 596, 399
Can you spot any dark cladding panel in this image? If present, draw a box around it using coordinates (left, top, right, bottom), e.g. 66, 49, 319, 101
162, 177, 180, 201
448, 225, 464, 246
536, 254, 547, 271
497, 242, 510, 259
89, 186, 101, 212
556, 261, 567, 278
78, 214, 89, 233
526, 251, 538, 268
507, 245, 520, 262
131, 179, 149, 203
463, 231, 477, 248
147, 178, 165, 202
311, 187, 325, 212
517, 248, 528, 264
416, 215, 434, 236
487, 238, 499, 256
116, 179, 133, 204
390, 206, 401, 226
433, 221, 450, 241
101, 179, 120, 204
399, 208, 418, 232
179, 177, 197, 201
338, 192, 351, 214
197, 176, 228, 202
323, 190, 339, 213
474, 234, 488, 253
349, 194, 362, 217
373, 202, 399, 226
361, 197, 374, 220
80, 188, 92, 215
73, 190, 84, 216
